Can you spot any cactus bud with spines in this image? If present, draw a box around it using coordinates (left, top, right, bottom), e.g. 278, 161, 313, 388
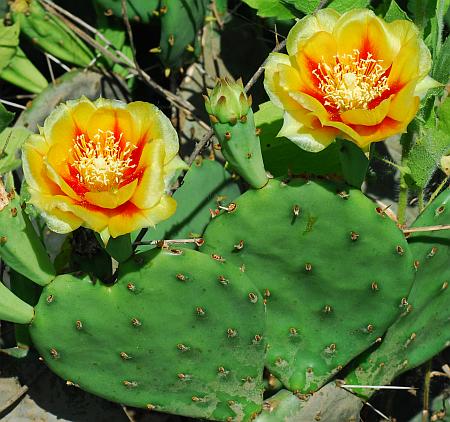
205, 78, 268, 189
206, 78, 250, 124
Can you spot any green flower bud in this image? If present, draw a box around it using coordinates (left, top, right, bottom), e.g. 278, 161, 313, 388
205, 77, 252, 124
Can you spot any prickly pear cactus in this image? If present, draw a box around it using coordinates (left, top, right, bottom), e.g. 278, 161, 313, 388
0, 180, 55, 286
158, 0, 209, 72
344, 188, 450, 396
202, 178, 415, 393
11, 0, 94, 67
25, 248, 265, 421
206, 78, 268, 189
93, 0, 160, 23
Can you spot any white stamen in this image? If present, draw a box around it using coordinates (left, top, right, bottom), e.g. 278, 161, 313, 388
71, 129, 136, 191
312, 49, 390, 111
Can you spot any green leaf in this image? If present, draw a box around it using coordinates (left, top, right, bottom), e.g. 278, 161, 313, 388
0, 47, 48, 94
433, 35, 450, 83
0, 103, 14, 132
337, 139, 369, 188
242, 0, 296, 19
0, 22, 20, 74
326, 0, 370, 13
134, 159, 240, 250
407, 98, 450, 189
99, 233, 133, 263
408, 0, 436, 31
284, 0, 369, 15
384, 0, 410, 22
435, 0, 450, 55
0, 346, 30, 358
0, 127, 31, 174
255, 101, 342, 177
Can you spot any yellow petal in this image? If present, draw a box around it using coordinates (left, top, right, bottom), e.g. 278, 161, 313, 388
84, 179, 138, 209
289, 91, 330, 122
86, 106, 135, 145
278, 110, 338, 152
341, 98, 391, 126
332, 99, 418, 148
294, 31, 337, 96
386, 19, 431, 78
287, 9, 340, 56
43, 102, 78, 147
30, 193, 110, 234
163, 155, 188, 189
40, 207, 83, 234
264, 53, 297, 110
108, 195, 177, 238
388, 37, 420, 88
126, 102, 179, 163
131, 139, 165, 209
22, 139, 60, 195
388, 80, 418, 121
334, 9, 396, 65
65, 96, 97, 134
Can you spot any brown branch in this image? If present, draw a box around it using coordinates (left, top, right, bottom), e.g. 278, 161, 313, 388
403, 224, 450, 234
39, 0, 210, 129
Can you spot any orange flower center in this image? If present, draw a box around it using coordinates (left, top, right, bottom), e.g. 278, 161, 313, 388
312, 49, 390, 111
71, 129, 136, 191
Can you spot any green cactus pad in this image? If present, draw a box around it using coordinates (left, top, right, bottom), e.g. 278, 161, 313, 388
0, 183, 55, 286
29, 248, 265, 421
345, 189, 450, 396
202, 179, 414, 393
11, 0, 94, 67
159, 0, 208, 70
93, 0, 160, 23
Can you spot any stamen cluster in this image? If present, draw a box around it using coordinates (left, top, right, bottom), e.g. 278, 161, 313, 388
312, 49, 390, 111
71, 129, 136, 191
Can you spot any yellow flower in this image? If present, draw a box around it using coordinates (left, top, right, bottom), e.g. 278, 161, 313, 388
22, 97, 186, 243
264, 9, 436, 151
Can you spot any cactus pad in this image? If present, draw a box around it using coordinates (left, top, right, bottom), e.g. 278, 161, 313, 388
202, 179, 415, 393
345, 188, 450, 395
29, 248, 265, 421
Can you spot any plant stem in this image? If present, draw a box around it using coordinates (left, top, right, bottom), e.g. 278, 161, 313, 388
397, 132, 414, 225
422, 360, 432, 422
418, 188, 425, 213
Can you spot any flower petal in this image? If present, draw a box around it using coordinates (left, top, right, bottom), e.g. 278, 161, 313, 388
108, 195, 177, 238
388, 80, 419, 121
334, 9, 397, 65
22, 137, 60, 195
40, 207, 83, 234
131, 139, 165, 209
286, 9, 340, 56
387, 37, 420, 88
264, 53, 298, 109
126, 102, 179, 163
278, 110, 338, 152
30, 193, 110, 233
294, 31, 338, 97
341, 97, 392, 126
65, 96, 97, 134
163, 155, 188, 189
84, 179, 138, 209
86, 106, 135, 145
43, 103, 78, 147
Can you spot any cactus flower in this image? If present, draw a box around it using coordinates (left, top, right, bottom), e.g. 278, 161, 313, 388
264, 9, 436, 151
205, 78, 252, 124
22, 97, 186, 243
